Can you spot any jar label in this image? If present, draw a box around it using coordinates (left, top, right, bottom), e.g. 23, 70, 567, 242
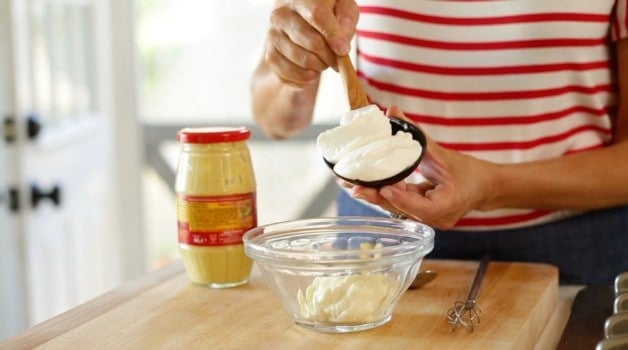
176, 193, 257, 246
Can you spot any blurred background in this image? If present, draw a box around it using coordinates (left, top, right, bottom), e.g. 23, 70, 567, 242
0, 0, 347, 339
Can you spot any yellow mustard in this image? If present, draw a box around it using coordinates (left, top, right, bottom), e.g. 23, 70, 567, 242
175, 127, 256, 288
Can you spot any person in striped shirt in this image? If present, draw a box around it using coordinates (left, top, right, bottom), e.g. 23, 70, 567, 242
251, 0, 628, 285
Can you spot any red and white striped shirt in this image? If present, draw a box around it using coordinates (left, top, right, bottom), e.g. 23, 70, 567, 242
355, 0, 628, 230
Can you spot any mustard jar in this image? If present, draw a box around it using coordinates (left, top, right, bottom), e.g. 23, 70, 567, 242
175, 127, 256, 288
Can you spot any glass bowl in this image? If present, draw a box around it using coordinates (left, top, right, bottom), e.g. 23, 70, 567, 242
243, 216, 435, 333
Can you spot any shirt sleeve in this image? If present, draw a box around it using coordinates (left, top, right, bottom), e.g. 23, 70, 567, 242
612, 0, 628, 41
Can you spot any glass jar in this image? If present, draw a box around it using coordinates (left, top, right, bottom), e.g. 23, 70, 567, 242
175, 127, 256, 288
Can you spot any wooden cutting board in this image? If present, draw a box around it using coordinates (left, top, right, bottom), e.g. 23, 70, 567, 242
3, 259, 558, 349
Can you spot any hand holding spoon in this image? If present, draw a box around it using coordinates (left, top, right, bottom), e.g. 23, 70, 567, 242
324, 0, 369, 110
321, 0, 426, 188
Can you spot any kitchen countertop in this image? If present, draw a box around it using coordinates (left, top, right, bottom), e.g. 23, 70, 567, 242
1, 259, 585, 349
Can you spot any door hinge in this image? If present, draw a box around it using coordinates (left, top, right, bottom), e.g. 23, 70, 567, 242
27, 113, 42, 140
31, 184, 61, 208
3, 114, 16, 143
0, 186, 20, 212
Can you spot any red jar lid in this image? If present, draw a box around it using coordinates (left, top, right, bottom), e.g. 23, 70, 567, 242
177, 127, 251, 143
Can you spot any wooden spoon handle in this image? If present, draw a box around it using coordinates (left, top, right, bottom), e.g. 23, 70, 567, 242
325, 0, 369, 109
338, 55, 369, 109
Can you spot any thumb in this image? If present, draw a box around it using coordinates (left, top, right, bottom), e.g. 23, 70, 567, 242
318, 0, 352, 56
334, 0, 359, 39
385, 106, 406, 120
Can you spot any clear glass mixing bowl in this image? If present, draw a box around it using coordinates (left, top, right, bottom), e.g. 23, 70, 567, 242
243, 216, 435, 333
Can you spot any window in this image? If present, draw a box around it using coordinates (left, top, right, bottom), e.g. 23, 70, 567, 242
31, 0, 95, 126
136, 0, 343, 269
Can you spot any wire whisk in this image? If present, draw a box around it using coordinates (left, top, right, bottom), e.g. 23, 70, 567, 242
447, 255, 490, 332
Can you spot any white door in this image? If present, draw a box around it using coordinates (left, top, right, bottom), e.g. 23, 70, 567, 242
0, 0, 29, 337
0, 0, 130, 338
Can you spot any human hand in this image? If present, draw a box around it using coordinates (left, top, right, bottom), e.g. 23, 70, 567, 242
263, 0, 359, 87
349, 107, 498, 230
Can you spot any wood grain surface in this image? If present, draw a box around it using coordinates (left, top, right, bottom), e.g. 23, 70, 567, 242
2, 259, 559, 350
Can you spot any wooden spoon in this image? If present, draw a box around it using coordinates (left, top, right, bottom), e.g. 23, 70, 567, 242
337, 56, 369, 109
325, 0, 369, 109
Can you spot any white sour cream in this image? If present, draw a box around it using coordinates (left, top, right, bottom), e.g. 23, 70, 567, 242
297, 273, 399, 323
316, 105, 422, 181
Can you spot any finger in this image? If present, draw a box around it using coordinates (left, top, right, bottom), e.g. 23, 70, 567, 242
350, 185, 380, 199
334, 0, 359, 38
292, 0, 350, 56
338, 179, 354, 189
417, 156, 448, 183
405, 181, 435, 196
350, 183, 409, 214
380, 184, 462, 230
265, 44, 319, 87
271, 7, 337, 69
350, 186, 388, 206
385, 106, 407, 120
379, 185, 434, 219
268, 27, 328, 73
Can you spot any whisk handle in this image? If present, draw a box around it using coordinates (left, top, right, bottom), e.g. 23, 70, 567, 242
467, 255, 490, 302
